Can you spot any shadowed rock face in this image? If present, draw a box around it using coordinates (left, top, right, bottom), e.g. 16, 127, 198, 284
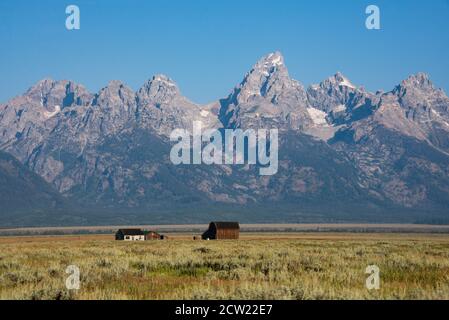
1, 52, 449, 224
0, 151, 66, 219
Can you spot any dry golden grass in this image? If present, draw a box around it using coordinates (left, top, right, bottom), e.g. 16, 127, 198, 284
0, 233, 449, 300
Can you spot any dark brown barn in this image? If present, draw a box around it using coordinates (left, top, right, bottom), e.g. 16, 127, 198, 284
202, 222, 240, 240
144, 231, 166, 240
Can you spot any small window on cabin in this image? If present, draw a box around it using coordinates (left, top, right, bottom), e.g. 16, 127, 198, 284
125, 236, 130, 240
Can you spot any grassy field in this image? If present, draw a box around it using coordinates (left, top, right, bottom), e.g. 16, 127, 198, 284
0, 233, 449, 300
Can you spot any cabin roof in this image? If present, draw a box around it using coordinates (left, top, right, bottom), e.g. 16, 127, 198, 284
117, 229, 145, 236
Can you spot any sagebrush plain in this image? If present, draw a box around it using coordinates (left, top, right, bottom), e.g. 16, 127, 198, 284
1, 233, 449, 300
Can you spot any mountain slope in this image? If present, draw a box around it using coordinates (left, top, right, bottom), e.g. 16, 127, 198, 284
1, 52, 449, 225
329, 73, 449, 214
0, 151, 71, 225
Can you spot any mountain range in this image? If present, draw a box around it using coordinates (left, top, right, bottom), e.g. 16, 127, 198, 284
1, 52, 449, 226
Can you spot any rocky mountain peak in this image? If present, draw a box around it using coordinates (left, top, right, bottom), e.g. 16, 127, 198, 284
391, 73, 447, 104
253, 51, 286, 74
25, 78, 91, 110
308, 73, 358, 97
323, 72, 357, 90
137, 74, 182, 106
151, 74, 178, 85
245, 51, 289, 85
93, 81, 135, 109
335, 72, 356, 88
106, 80, 126, 88
219, 52, 310, 130
400, 73, 433, 90
307, 72, 362, 115
227, 51, 305, 106
385, 73, 449, 137
26, 78, 63, 103
26, 78, 55, 93
134, 74, 205, 136
148, 74, 179, 91
392, 73, 438, 99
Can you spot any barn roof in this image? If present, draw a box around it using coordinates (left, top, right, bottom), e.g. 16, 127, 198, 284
117, 229, 145, 236
211, 222, 240, 229
144, 230, 161, 235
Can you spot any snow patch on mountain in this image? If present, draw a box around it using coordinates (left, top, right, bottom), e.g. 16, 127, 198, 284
153, 75, 177, 87
338, 76, 356, 89
43, 105, 61, 119
333, 105, 347, 113
307, 107, 328, 126
431, 109, 449, 127
200, 110, 210, 117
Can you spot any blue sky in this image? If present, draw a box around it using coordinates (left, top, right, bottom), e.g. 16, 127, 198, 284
0, 0, 448, 104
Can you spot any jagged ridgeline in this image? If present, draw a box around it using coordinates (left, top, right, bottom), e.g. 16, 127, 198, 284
1, 52, 449, 226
